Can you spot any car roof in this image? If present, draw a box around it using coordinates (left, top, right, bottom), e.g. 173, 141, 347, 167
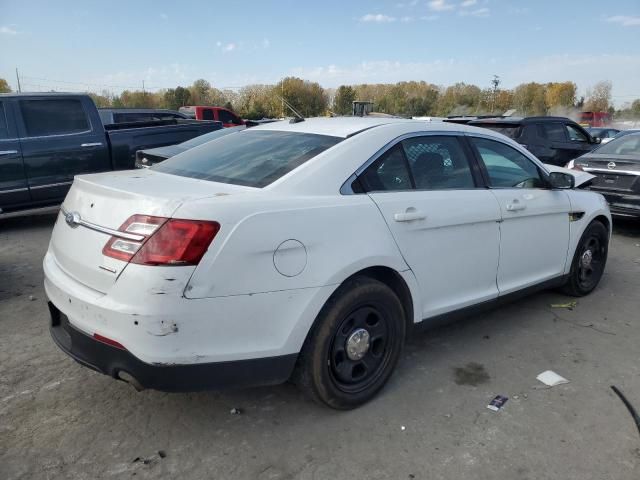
249, 116, 487, 138
469, 116, 581, 126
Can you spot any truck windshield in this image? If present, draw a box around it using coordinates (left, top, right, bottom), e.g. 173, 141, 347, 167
153, 130, 342, 187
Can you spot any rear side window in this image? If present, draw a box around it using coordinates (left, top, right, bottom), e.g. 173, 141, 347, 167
219, 109, 241, 124
360, 144, 412, 192
19, 99, 89, 137
542, 123, 566, 142
401, 136, 475, 190
475, 124, 521, 140
472, 137, 545, 188
201, 109, 215, 120
0, 102, 9, 139
153, 130, 341, 188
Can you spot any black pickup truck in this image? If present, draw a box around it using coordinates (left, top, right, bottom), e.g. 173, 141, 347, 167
0, 93, 222, 214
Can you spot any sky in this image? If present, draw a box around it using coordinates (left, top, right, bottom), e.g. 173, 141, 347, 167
1, 0, 639, 106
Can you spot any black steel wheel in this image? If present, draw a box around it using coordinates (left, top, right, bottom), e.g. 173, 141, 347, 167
563, 220, 608, 296
294, 276, 406, 409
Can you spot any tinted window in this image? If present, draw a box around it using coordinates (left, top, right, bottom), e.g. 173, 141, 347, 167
472, 137, 545, 188
475, 124, 521, 140
566, 124, 588, 142
542, 123, 566, 142
0, 102, 9, 139
218, 109, 240, 124
153, 130, 341, 188
202, 109, 215, 121
595, 134, 640, 155
20, 99, 89, 136
360, 144, 412, 192
401, 136, 475, 190
115, 112, 154, 123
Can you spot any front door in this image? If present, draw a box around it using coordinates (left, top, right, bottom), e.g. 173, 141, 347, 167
468, 136, 571, 295
360, 134, 502, 320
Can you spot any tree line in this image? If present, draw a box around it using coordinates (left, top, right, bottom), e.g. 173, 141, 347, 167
1, 76, 639, 120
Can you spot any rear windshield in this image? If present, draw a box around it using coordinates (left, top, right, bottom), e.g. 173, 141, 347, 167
476, 124, 521, 140
153, 130, 342, 188
595, 134, 640, 155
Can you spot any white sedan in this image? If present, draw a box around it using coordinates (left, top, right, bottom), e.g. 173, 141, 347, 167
45, 117, 611, 409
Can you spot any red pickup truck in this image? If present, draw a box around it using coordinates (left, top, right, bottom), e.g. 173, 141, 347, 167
179, 106, 246, 127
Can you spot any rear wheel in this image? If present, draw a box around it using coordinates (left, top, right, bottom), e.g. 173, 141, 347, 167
562, 220, 608, 296
294, 276, 406, 409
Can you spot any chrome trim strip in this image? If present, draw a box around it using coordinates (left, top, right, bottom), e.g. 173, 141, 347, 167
60, 206, 145, 241
0, 187, 29, 194
30, 181, 73, 190
81, 142, 103, 147
584, 168, 640, 176
0, 150, 18, 155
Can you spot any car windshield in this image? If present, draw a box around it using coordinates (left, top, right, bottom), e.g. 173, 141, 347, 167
594, 133, 640, 155
178, 126, 245, 149
476, 124, 521, 139
153, 130, 342, 187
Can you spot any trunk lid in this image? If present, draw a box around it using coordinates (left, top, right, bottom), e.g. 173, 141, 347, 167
49, 169, 249, 293
580, 154, 640, 193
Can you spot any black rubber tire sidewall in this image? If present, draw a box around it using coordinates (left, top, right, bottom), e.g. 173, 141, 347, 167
563, 220, 608, 297
295, 276, 406, 409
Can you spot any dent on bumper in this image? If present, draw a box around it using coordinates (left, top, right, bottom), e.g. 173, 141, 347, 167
49, 302, 298, 392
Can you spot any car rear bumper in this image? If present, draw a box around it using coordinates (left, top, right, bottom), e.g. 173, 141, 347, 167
48, 302, 297, 392
590, 189, 640, 217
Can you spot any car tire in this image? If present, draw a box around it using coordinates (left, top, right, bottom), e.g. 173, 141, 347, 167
562, 220, 608, 297
294, 276, 406, 409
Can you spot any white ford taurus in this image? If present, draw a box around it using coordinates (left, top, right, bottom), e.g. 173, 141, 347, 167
45, 117, 610, 409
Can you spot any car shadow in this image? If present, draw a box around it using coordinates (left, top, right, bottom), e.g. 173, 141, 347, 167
612, 216, 640, 237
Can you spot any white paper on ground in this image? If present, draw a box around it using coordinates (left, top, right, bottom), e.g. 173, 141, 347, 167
536, 370, 570, 387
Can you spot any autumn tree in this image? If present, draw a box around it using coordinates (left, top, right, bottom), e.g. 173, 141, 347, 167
333, 85, 356, 115
584, 81, 612, 112
512, 82, 547, 116
277, 77, 327, 117
163, 87, 192, 110
0, 78, 11, 93
545, 82, 577, 109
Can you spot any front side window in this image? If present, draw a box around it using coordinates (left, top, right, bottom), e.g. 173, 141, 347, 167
542, 123, 567, 142
472, 137, 545, 188
360, 144, 412, 192
401, 136, 475, 190
153, 130, 341, 188
218, 110, 241, 124
19, 99, 89, 136
566, 124, 588, 142
0, 102, 9, 139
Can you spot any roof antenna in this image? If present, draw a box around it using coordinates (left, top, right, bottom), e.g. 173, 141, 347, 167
278, 95, 305, 123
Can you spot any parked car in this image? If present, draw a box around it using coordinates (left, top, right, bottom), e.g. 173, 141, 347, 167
179, 105, 246, 127
613, 129, 640, 139
467, 117, 600, 166
0, 93, 222, 214
585, 127, 620, 144
45, 117, 610, 409
99, 108, 188, 125
567, 131, 640, 217
135, 126, 246, 167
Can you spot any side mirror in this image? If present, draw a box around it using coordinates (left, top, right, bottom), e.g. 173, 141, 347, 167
548, 171, 575, 189
593, 137, 602, 144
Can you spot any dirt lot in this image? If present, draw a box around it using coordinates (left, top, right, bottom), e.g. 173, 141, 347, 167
1, 212, 639, 480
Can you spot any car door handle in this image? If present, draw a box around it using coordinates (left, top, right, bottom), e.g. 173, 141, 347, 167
80, 142, 103, 147
0, 150, 18, 155
394, 209, 426, 222
506, 200, 527, 212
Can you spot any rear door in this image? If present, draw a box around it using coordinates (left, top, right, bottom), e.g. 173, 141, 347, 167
539, 122, 571, 166
362, 134, 502, 319
16, 96, 110, 203
469, 135, 571, 294
0, 99, 30, 210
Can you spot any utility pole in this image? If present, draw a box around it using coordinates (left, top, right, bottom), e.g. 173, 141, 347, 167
490, 75, 500, 113
15, 68, 21, 93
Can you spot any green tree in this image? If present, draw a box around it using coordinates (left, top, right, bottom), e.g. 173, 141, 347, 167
333, 85, 356, 115
512, 82, 547, 116
0, 78, 11, 93
277, 77, 327, 117
164, 87, 192, 110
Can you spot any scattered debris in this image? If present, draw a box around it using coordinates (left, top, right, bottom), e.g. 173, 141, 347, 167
401, 425, 406, 431
513, 395, 519, 400
550, 301, 577, 309
230, 407, 242, 415
611, 386, 640, 438
536, 370, 569, 387
158, 450, 166, 459
482, 335, 490, 340
453, 362, 490, 386
28, 295, 36, 301
444, 414, 451, 419
487, 395, 508, 412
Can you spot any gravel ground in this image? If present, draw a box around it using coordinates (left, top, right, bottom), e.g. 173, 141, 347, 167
1, 212, 639, 480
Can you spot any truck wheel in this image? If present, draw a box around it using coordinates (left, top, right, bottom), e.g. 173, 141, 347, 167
562, 220, 608, 296
294, 276, 406, 409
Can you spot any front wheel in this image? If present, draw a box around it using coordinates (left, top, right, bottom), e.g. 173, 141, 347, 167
294, 276, 406, 409
562, 220, 609, 296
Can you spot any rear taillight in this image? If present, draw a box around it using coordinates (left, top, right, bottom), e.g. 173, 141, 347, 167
102, 215, 219, 266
